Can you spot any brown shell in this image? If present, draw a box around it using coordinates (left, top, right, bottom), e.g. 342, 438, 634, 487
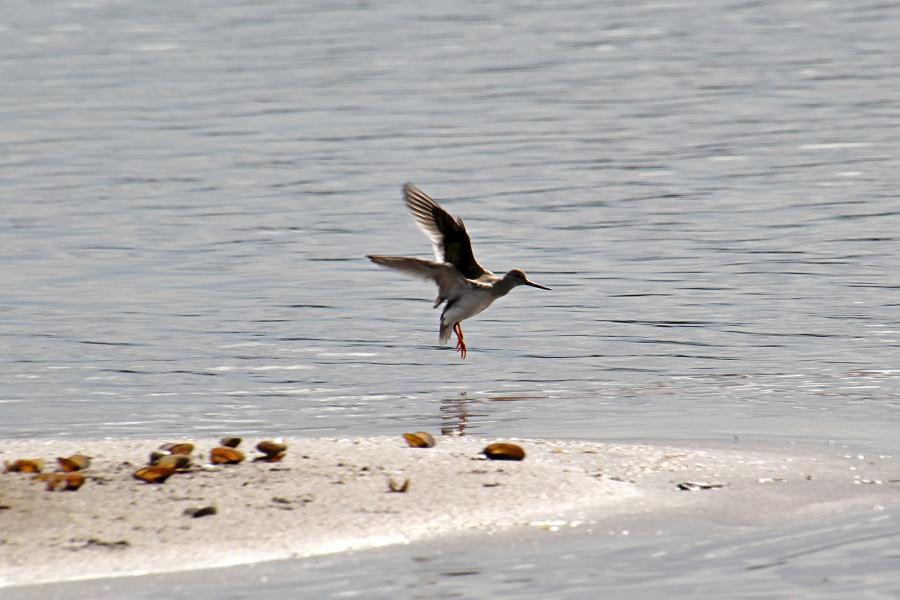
482, 443, 526, 461
5, 459, 44, 474
159, 442, 194, 455
252, 453, 285, 463
210, 446, 244, 465
256, 440, 287, 457
220, 437, 242, 448
149, 450, 171, 464
56, 454, 91, 472
34, 473, 62, 491
62, 472, 86, 491
155, 454, 192, 470
403, 432, 436, 448
133, 465, 175, 484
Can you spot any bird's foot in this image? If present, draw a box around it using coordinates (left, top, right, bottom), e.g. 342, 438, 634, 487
453, 323, 467, 359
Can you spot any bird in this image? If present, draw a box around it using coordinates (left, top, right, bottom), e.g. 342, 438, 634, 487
367, 183, 550, 358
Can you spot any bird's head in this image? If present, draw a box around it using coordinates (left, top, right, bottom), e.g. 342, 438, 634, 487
504, 269, 551, 290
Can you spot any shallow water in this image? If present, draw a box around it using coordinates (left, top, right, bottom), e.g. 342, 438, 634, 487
9, 509, 900, 600
3, 0, 900, 595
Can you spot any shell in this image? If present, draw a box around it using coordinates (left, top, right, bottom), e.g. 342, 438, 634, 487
482, 443, 526, 461
183, 505, 217, 518
62, 472, 86, 491
56, 454, 91, 472
388, 477, 410, 493
133, 465, 175, 484
149, 450, 171, 464
209, 446, 244, 465
220, 437, 242, 448
155, 454, 192, 470
5, 459, 44, 474
256, 439, 287, 457
35, 473, 63, 491
159, 442, 194, 455
677, 481, 726, 491
252, 453, 285, 463
403, 432, 436, 448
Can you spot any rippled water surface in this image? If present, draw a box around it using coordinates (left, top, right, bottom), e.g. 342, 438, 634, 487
3, 0, 900, 596
16, 511, 900, 600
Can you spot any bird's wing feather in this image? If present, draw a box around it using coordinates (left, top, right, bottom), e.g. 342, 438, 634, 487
403, 183, 488, 280
367, 255, 473, 301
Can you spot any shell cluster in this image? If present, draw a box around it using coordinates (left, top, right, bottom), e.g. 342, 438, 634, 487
4, 434, 530, 501
4, 454, 92, 492
2, 436, 293, 494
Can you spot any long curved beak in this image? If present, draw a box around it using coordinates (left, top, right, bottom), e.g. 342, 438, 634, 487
525, 279, 551, 290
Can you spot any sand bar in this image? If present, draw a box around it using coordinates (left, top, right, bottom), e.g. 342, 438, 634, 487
1, 435, 898, 589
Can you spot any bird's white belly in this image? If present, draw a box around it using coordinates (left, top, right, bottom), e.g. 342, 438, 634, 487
441, 289, 495, 325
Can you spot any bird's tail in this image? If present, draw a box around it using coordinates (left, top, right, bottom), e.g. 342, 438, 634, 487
439, 320, 452, 346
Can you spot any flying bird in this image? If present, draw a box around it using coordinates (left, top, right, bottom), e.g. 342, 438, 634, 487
368, 183, 550, 358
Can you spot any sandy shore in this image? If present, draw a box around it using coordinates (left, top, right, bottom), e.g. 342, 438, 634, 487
1, 435, 898, 589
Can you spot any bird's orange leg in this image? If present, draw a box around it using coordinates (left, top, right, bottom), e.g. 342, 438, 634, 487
453, 323, 467, 359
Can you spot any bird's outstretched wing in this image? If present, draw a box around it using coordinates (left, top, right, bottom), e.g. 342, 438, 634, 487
367, 255, 472, 301
403, 183, 488, 280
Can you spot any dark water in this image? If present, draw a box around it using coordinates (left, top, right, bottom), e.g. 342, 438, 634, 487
3, 0, 900, 596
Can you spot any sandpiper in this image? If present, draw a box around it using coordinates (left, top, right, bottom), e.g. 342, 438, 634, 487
368, 183, 550, 358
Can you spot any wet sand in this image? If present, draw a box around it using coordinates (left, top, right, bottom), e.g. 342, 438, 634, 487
1, 435, 897, 590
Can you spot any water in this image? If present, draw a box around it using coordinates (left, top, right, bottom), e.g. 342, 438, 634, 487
3, 0, 900, 595
12, 512, 900, 600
